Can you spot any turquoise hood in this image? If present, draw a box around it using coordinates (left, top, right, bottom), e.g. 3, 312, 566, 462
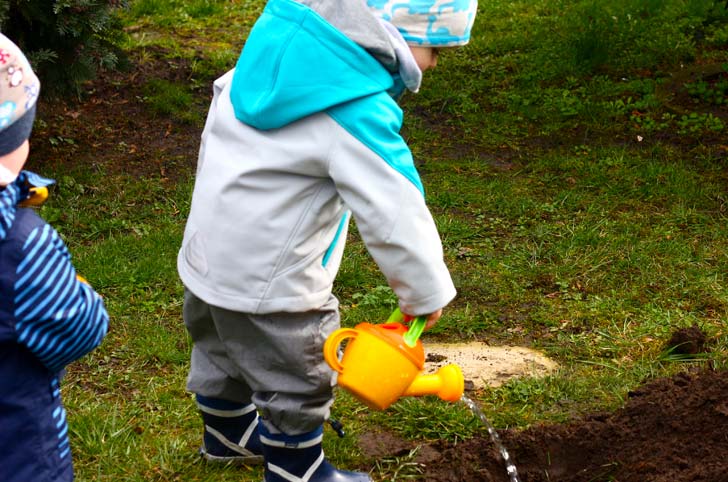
231, 0, 396, 130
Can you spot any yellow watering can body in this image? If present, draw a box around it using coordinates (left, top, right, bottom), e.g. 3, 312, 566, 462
323, 322, 464, 410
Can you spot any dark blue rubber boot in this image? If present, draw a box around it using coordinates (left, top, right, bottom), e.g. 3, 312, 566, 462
259, 422, 371, 482
195, 394, 263, 465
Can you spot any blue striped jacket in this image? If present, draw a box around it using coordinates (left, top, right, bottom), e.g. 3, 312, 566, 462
0, 171, 108, 482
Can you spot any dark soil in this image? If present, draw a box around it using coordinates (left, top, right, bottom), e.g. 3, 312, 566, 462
412, 369, 728, 482
29, 49, 205, 180
665, 324, 708, 355
30, 52, 728, 482
359, 335, 726, 481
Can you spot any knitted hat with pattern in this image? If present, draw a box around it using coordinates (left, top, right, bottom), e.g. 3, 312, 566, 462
0, 33, 40, 157
367, 0, 478, 47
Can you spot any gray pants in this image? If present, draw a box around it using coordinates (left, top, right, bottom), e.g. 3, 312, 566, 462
183, 289, 339, 435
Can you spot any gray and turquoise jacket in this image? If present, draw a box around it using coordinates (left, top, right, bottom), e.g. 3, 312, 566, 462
0, 172, 108, 482
178, 0, 456, 316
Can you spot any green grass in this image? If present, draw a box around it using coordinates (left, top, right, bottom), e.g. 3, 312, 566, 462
141, 79, 198, 123
34, 0, 728, 480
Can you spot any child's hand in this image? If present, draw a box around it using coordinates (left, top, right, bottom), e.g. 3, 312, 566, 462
422, 309, 442, 330
403, 309, 443, 330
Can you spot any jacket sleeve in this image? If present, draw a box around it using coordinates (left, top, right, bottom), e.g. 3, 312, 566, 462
327, 96, 456, 316
13, 224, 108, 373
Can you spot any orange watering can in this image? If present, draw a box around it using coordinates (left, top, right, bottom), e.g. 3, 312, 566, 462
323, 311, 464, 411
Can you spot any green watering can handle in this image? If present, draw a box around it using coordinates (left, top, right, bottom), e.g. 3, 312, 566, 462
388, 308, 427, 348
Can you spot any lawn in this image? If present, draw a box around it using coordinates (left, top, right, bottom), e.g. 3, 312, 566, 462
27, 0, 728, 480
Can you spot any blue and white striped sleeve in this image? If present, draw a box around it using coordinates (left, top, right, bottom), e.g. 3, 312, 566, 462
13, 224, 108, 373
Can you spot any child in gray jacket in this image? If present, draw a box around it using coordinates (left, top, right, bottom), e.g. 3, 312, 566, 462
177, 1, 477, 480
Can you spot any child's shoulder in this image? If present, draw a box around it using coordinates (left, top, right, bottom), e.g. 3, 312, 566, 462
3, 207, 48, 245
0, 209, 46, 329
0, 207, 62, 271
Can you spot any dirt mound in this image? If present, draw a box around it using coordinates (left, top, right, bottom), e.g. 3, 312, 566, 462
418, 369, 728, 482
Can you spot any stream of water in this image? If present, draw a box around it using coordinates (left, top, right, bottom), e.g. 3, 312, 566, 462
460, 395, 521, 482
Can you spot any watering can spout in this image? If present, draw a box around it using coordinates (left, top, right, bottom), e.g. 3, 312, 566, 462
403, 364, 464, 402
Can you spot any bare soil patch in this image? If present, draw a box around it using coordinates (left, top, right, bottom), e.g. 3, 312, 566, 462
30, 49, 205, 180
424, 343, 558, 390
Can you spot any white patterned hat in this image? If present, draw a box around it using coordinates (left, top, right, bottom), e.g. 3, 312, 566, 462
0, 33, 40, 157
368, 0, 478, 47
